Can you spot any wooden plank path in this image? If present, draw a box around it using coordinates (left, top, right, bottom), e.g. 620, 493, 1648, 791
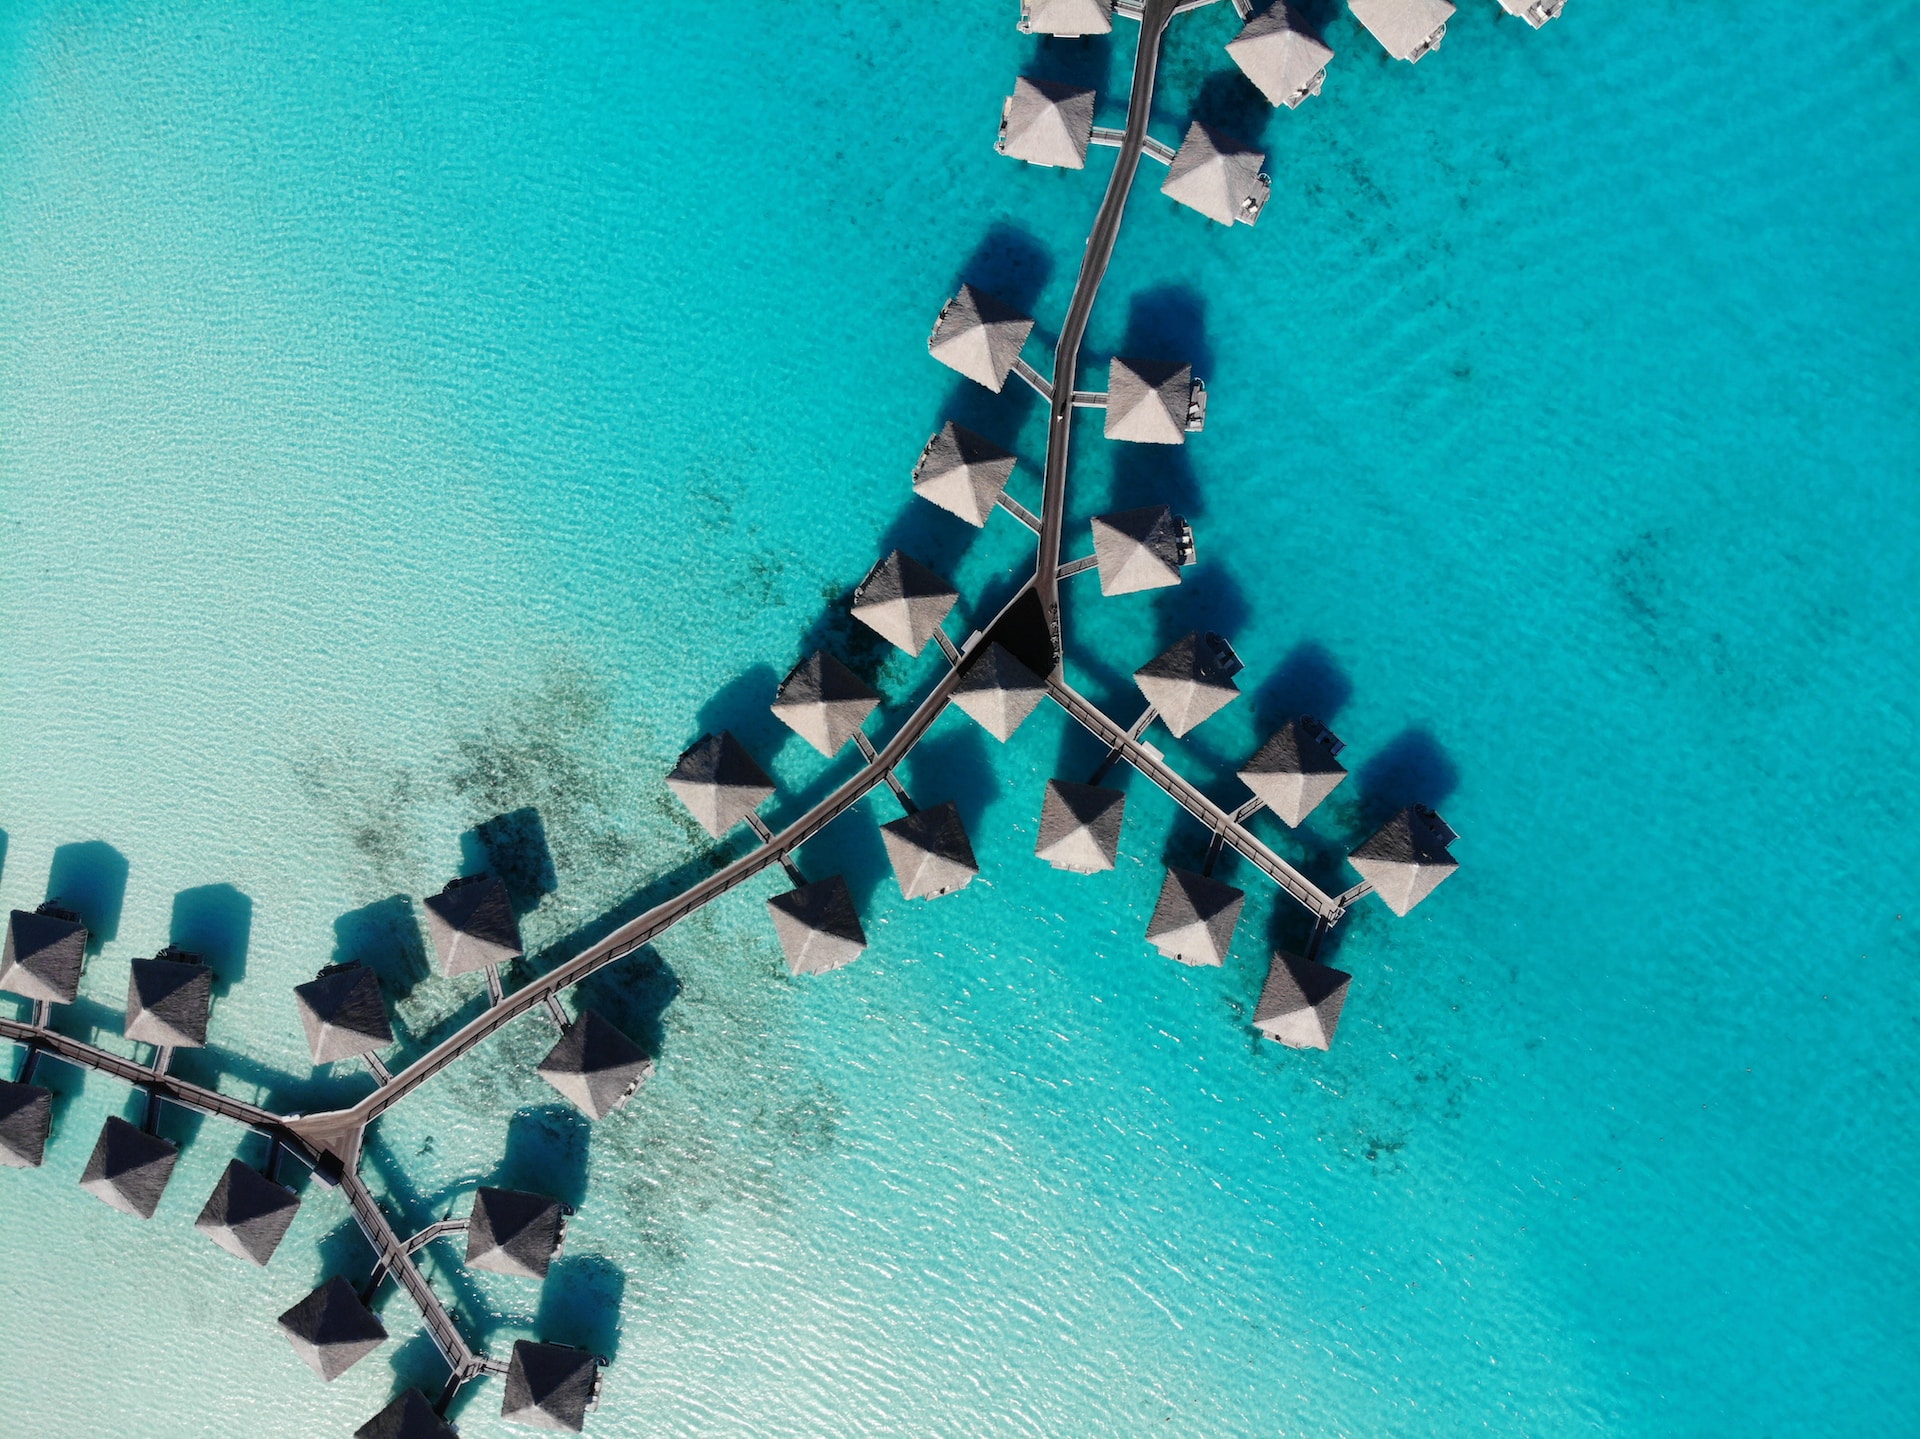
0, 0, 1461, 1413
0, 1013, 319, 1165
1045, 677, 1346, 922
337, 1170, 501, 1382
1036, 0, 1182, 652
283, 581, 1034, 1169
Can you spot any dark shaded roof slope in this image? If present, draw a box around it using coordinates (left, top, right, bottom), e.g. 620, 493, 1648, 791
536, 1010, 654, 1121
278, 1275, 388, 1382
196, 1157, 301, 1266
295, 964, 394, 1065
502, 1341, 600, 1433
467, 1186, 566, 1280
1253, 951, 1352, 1050
423, 873, 524, 978
78, 1116, 178, 1219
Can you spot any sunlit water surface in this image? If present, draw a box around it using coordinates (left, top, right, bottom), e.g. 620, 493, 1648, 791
0, 2, 1914, 1436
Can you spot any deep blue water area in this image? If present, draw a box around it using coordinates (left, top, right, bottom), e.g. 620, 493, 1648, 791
1, 2, 1914, 1436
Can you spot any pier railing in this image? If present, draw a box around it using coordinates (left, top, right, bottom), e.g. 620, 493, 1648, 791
0, 0, 1498, 1426
1045, 677, 1345, 922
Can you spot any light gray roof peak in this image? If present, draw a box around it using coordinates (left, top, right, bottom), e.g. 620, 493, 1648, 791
913, 422, 1017, 527
1134, 632, 1244, 737
423, 872, 524, 978
78, 1115, 178, 1219
1036, 781, 1126, 873
850, 552, 959, 657
952, 642, 1049, 741
772, 651, 881, 757
1349, 805, 1458, 915
0, 1081, 53, 1169
196, 1157, 301, 1265
467, 1186, 566, 1279
767, 875, 868, 976
998, 76, 1096, 169
356, 1389, 459, 1439
1349, 0, 1454, 62
1021, 0, 1114, 35
929, 285, 1035, 393
278, 1275, 388, 1381
665, 731, 776, 839
2, 905, 87, 1005
1146, 869, 1246, 966
537, 1010, 654, 1120
1162, 122, 1270, 227
294, 963, 394, 1065
1253, 950, 1351, 1049
502, 1341, 600, 1433
1105, 357, 1200, 445
1226, 4, 1334, 108
1089, 506, 1192, 596
881, 803, 980, 900
1238, 716, 1348, 826
125, 951, 213, 1048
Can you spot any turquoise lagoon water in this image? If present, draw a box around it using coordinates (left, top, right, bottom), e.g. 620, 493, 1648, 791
1, 2, 1915, 1435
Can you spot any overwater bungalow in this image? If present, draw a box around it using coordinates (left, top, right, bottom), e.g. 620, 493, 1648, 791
1347, 804, 1458, 916
1238, 716, 1347, 827
502, 1341, 601, 1433
1089, 505, 1193, 595
1349, 0, 1453, 62
772, 651, 881, 758
1134, 632, 1243, 737
467, 1186, 567, 1280
125, 948, 212, 1049
665, 732, 776, 840
998, 76, 1096, 169
1253, 950, 1352, 1049
850, 551, 959, 657
1, 903, 87, 1006
278, 1276, 388, 1382
1105, 357, 1205, 444
1497, 0, 1565, 27
196, 1157, 301, 1266
423, 873, 524, 979
928, 285, 1035, 393
1019, 0, 1113, 36
294, 963, 395, 1066
0, 1080, 52, 1169
880, 802, 980, 900
1145, 868, 1246, 966
78, 1115, 178, 1219
536, 1010, 654, 1121
766, 875, 868, 975
1036, 780, 1126, 873
952, 642, 1049, 742
913, 421, 1018, 528
1161, 122, 1270, 226
356, 1389, 458, 1439
1226, 4, 1333, 108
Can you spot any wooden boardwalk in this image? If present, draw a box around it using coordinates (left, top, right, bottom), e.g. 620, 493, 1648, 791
284, 580, 1034, 1169
1036, 0, 1182, 654
0, 1013, 317, 1164
1046, 677, 1346, 922
0, 0, 1465, 1416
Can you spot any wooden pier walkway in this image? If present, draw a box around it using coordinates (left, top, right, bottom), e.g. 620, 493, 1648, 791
338, 1170, 501, 1382
1046, 677, 1345, 922
1036, 0, 1181, 654
0, 1013, 320, 1166
0, 0, 1471, 1416
0, 1010, 496, 1382
284, 581, 1034, 1168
